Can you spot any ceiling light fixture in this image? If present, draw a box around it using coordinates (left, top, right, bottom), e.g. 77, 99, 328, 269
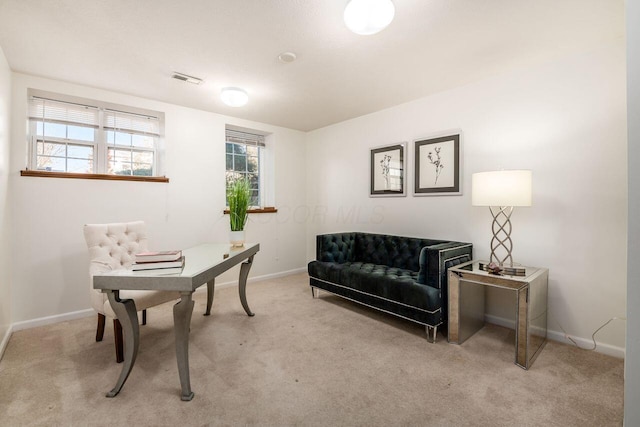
344, 0, 395, 35
220, 87, 248, 107
278, 52, 297, 63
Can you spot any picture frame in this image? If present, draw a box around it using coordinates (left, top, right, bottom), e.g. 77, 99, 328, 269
370, 142, 406, 197
414, 133, 461, 196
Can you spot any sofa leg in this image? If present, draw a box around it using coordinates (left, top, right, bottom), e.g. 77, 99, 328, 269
425, 325, 438, 343
311, 287, 317, 298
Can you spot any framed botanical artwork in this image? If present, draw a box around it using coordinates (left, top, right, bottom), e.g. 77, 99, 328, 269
414, 133, 461, 195
370, 143, 406, 197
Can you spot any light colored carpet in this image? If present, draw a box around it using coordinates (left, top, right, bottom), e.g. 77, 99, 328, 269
0, 273, 623, 426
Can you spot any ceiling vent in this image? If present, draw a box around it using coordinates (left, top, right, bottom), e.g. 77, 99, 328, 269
171, 72, 203, 85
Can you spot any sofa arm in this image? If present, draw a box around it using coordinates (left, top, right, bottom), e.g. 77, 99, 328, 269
418, 282, 443, 312
316, 233, 357, 263
417, 242, 473, 289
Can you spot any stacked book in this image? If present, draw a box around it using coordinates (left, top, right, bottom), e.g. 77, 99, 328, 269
132, 250, 185, 274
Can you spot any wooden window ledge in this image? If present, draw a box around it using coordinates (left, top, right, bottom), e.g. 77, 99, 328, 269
20, 170, 169, 183
223, 207, 278, 214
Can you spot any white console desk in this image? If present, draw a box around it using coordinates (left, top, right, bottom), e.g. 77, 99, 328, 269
93, 242, 260, 401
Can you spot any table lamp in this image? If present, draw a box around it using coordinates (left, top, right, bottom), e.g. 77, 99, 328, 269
471, 170, 532, 274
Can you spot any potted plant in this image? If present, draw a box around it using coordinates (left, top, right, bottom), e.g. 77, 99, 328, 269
227, 177, 251, 247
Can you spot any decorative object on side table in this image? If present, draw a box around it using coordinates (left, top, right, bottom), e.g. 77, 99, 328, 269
227, 177, 251, 247
479, 262, 527, 277
472, 169, 532, 275
484, 262, 503, 275
370, 143, 406, 197
414, 133, 461, 195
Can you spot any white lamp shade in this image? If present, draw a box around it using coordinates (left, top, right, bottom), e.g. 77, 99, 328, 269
344, 0, 395, 35
472, 170, 532, 207
220, 87, 248, 107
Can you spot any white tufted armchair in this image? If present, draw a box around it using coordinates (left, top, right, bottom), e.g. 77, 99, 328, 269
83, 221, 180, 363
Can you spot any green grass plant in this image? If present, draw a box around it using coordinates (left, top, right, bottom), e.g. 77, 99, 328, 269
228, 177, 251, 231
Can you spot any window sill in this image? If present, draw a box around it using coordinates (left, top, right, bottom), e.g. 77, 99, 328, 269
223, 207, 278, 214
20, 170, 170, 183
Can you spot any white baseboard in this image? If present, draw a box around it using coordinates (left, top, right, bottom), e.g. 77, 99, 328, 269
242, 266, 307, 284
1, 309, 96, 361
8, 269, 308, 330
11, 308, 94, 332
484, 314, 625, 359
195, 267, 308, 293
8, 272, 307, 360
0, 324, 13, 360
12, 271, 620, 362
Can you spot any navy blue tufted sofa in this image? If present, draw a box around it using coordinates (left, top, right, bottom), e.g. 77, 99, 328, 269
308, 232, 472, 341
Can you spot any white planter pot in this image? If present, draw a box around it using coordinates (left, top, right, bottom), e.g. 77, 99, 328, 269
229, 230, 245, 247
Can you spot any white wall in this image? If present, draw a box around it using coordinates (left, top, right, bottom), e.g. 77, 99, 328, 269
625, 0, 640, 423
0, 46, 12, 353
2, 26, 629, 362
306, 39, 627, 354
9, 73, 307, 323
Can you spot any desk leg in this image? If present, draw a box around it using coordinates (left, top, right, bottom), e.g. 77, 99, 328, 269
204, 279, 215, 316
238, 255, 255, 317
174, 292, 195, 401
105, 290, 139, 397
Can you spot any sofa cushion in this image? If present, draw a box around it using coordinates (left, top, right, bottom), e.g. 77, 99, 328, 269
308, 261, 346, 284
355, 233, 445, 271
317, 233, 356, 263
340, 262, 440, 312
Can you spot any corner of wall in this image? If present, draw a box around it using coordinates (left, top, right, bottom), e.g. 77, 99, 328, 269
0, 44, 13, 359
0, 323, 12, 360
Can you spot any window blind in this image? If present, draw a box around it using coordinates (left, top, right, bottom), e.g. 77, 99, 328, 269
104, 109, 160, 136
225, 129, 266, 147
29, 96, 99, 128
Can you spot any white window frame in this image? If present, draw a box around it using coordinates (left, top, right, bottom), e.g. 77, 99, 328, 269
27, 89, 165, 177
225, 126, 269, 208
33, 138, 99, 172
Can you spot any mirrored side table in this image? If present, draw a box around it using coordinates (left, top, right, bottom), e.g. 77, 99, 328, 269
447, 260, 548, 370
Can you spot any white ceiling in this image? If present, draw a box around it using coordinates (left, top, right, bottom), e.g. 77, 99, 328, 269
0, 0, 624, 132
